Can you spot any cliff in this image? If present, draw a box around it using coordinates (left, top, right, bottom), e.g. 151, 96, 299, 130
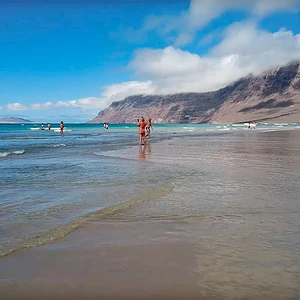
89, 61, 300, 124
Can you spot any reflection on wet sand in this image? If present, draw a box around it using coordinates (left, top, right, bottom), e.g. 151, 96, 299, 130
139, 144, 151, 160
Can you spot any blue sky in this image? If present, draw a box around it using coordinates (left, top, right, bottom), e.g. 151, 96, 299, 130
0, 0, 300, 122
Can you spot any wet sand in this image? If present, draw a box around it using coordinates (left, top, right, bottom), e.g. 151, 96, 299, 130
1, 129, 300, 300
1, 218, 299, 300
0, 220, 203, 300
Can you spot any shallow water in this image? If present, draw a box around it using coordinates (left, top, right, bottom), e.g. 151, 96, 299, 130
1, 122, 300, 261
105, 129, 300, 299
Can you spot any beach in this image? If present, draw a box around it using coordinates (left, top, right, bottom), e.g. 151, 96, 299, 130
1, 124, 300, 299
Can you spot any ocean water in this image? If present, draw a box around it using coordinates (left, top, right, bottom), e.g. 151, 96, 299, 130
1, 122, 300, 261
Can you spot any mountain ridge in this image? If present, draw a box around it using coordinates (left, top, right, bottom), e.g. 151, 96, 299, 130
0, 117, 33, 124
89, 61, 300, 124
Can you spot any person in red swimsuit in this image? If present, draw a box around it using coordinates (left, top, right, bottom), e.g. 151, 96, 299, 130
137, 117, 147, 145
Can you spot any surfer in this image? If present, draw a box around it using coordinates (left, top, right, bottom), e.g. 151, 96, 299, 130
60, 121, 64, 134
137, 117, 147, 145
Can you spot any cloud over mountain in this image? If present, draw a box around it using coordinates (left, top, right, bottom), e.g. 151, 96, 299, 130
98, 22, 300, 105
3, 0, 300, 117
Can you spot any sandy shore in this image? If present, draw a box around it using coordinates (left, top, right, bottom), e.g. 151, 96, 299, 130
1, 218, 299, 300
1, 129, 300, 300
0, 220, 204, 300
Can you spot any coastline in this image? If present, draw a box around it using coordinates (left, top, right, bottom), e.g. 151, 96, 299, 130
0, 220, 203, 300
1, 217, 299, 300
1, 128, 300, 299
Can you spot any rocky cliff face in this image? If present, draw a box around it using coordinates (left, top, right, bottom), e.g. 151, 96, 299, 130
89, 61, 300, 124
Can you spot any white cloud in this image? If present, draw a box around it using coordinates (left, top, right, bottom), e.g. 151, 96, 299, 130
18, 83, 156, 113
98, 81, 156, 106
31, 102, 53, 109
3, 1, 300, 114
104, 23, 300, 96
55, 97, 102, 109
130, 47, 202, 78
212, 22, 300, 73
136, 0, 300, 47
7, 103, 27, 111
252, 0, 299, 17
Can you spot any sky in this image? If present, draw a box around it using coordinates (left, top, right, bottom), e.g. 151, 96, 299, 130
0, 0, 300, 122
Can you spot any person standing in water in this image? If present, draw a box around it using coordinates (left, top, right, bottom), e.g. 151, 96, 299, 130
41, 123, 44, 130
137, 117, 147, 145
60, 121, 64, 134
48, 123, 51, 130
145, 118, 153, 138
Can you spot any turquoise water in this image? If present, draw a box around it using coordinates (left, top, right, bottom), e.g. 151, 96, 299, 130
1, 122, 300, 257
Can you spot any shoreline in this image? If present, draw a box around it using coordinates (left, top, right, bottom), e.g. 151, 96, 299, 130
0, 220, 204, 300
1, 128, 300, 299
1, 217, 299, 300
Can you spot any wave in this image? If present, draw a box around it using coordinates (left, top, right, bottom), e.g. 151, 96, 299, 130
30, 127, 72, 132
231, 124, 246, 127
48, 143, 66, 148
29, 127, 41, 131
0, 182, 174, 258
218, 128, 231, 131
0, 150, 25, 158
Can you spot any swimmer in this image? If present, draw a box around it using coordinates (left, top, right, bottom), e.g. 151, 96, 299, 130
60, 121, 64, 134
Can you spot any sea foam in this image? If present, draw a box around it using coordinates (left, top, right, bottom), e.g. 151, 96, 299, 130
0, 150, 25, 158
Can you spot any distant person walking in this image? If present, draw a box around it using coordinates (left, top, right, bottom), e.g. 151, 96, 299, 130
60, 121, 64, 134
137, 117, 147, 145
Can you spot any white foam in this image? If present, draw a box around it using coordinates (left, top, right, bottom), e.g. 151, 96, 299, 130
12, 150, 25, 155
0, 152, 10, 158
49, 144, 66, 148
231, 124, 245, 127
219, 128, 231, 131
0, 150, 25, 158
